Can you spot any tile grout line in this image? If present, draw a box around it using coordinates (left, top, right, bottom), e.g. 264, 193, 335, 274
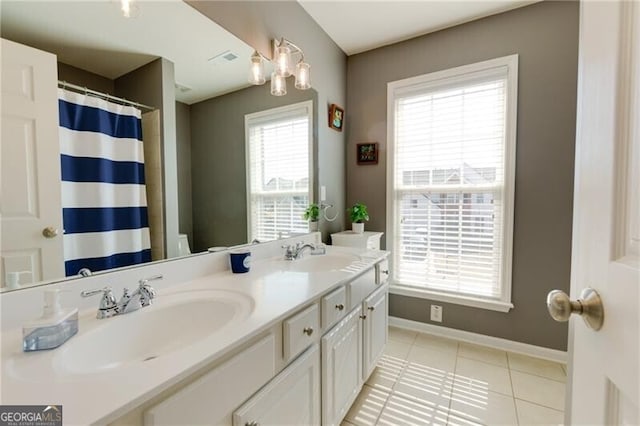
507, 352, 521, 426
371, 346, 410, 425
446, 341, 460, 425
509, 367, 567, 384
513, 397, 565, 413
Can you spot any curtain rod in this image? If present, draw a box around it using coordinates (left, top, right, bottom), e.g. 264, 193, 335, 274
58, 80, 156, 111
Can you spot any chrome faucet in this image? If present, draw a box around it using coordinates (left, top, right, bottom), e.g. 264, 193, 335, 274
81, 275, 162, 319
282, 242, 316, 260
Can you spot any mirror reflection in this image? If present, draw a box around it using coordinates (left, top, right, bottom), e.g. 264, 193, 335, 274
0, 1, 318, 291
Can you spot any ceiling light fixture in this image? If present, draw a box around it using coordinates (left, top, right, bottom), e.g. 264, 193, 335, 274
248, 37, 311, 95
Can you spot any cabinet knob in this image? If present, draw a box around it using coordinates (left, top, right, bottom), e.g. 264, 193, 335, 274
246, 422, 259, 426
368, 306, 375, 311
381, 269, 389, 275
335, 303, 345, 311
359, 314, 367, 320
303, 327, 314, 336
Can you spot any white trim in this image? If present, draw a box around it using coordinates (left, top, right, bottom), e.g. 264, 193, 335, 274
389, 316, 567, 364
390, 284, 514, 312
386, 54, 518, 306
244, 100, 314, 242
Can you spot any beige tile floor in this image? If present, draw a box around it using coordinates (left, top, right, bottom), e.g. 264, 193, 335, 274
343, 326, 566, 426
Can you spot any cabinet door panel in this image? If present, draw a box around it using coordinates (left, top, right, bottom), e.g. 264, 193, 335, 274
363, 285, 388, 381
234, 344, 321, 426
322, 306, 363, 426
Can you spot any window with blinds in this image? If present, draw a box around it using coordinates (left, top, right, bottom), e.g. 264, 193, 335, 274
245, 101, 313, 242
387, 56, 518, 309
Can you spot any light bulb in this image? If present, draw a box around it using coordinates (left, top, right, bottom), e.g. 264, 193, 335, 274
248, 51, 265, 85
295, 62, 311, 90
274, 44, 292, 77
121, 0, 132, 18
271, 72, 287, 96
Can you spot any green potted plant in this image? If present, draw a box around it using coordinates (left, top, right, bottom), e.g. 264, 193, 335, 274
347, 202, 369, 233
303, 203, 320, 232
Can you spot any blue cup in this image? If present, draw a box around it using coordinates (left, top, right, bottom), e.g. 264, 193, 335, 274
230, 251, 251, 273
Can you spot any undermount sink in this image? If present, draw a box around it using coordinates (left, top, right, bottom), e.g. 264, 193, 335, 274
278, 254, 362, 272
49, 289, 254, 375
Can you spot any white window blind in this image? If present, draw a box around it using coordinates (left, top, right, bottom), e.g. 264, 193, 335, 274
388, 56, 517, 308
246, 101, 313, 242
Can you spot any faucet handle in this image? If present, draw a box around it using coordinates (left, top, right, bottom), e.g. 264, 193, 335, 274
81, 287, 116, 307
81, 287, 118, 318
138, 275, 161, 306
282, 244, 295, 259
139, 274, 163, 286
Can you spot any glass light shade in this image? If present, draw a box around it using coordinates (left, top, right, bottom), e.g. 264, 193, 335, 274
121, 0, 132, 17
270, 72, 287, 96
274, 44, 292, 77
294, 62, 311, 90
248, 52, 265, 85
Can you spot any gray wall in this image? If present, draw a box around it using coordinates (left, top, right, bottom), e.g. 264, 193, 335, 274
115, 58, 180, 258
186, 1, 348, 239
58, 62, 114, 94
190, 83, 317, 251
175, 101, 193, 247
347, 1, 579, 350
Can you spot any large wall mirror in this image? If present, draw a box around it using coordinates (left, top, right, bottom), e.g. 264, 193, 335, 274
0, 1, 319, 292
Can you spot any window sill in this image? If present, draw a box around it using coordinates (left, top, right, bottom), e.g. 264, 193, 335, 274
390, 284, 514, 313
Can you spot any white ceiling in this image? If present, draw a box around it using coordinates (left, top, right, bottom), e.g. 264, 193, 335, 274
0, 1, 256, 104
298, 0, 539, 55
1, 1, 539, 105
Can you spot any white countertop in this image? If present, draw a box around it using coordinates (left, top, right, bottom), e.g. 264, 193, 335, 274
0, 245, 389, 425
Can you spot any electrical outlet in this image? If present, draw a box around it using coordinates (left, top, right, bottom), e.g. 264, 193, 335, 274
430, 305, 443, 322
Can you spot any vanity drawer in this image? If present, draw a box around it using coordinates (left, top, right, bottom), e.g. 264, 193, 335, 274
376, 260, 390, 285
283, 303, 320, 361
322, 285, 347, 330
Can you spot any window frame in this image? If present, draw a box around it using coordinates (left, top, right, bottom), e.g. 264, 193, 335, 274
386, 55, 518, 313
245, 100, 314, 242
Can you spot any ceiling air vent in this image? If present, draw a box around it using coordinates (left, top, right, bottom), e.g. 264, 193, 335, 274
175, 82, 192, 93
208, 50, 239, 66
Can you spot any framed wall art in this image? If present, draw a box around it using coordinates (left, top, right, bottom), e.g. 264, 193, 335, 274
357, 143, 378, 165
329, 104, 344, 131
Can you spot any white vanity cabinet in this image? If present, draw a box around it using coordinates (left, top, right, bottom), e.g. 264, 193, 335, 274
116, 257, 389, 426
321, 306, 363, 426
362, 285, 388, 380
233, 344, 321, 426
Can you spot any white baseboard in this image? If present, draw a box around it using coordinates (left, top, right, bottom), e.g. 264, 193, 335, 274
389, 316, 568, 364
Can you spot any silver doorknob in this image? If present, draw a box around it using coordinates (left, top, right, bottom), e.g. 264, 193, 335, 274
546, 288, 604, 331
42, 227, 59, 238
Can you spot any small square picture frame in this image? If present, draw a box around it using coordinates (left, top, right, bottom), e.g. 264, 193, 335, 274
328, 104, 344, 132
357, 143, 378, 165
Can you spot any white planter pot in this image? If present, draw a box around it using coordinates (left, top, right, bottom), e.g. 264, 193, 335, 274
308, 221, 319, 232
352, 222, 364, 233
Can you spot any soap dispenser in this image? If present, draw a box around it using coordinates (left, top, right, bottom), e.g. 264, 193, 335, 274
22, 289, 79, 352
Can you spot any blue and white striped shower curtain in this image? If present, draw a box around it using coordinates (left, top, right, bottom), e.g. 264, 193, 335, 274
58, 89, 151, 276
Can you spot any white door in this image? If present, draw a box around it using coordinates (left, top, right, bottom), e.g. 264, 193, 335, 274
1, 38, 63, 287
563, 1, 639, 424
